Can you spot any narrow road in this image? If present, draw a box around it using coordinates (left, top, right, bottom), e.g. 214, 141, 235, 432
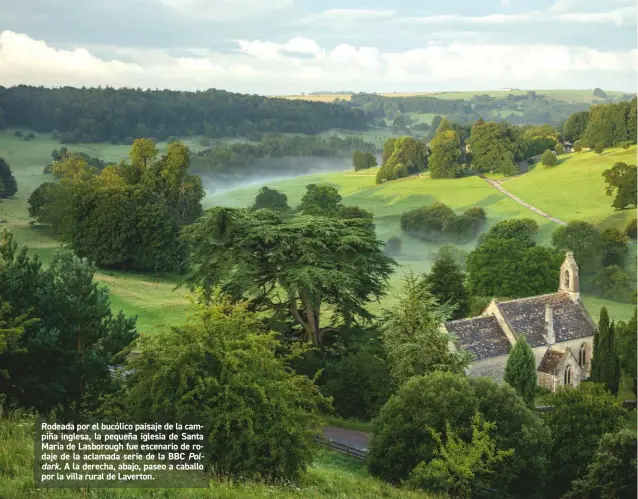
478, 174, 567, 226
321, 426, 372, 451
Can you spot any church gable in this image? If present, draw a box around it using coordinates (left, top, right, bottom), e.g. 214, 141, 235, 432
444, 316, 511, 360
537, 347, 568, 375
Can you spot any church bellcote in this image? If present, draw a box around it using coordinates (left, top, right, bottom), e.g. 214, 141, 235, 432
559, 251, 580, 301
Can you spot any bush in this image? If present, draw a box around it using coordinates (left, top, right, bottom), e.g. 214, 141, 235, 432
23, 136, 30, 142
401, 202, 484, 243
620, 140, 633, 150
27, 132, 35, 139
392, 163, 409, 179
594, 143, 604, 154
118, 300, 326, 482
543, 382, 626, 499
563, 429, 637, 499
593, 265, 633, 302
554, 143, 564, 155
463, 206, 486, 223
625, 218, 637, 239
541, 150, 557, 167
385, 236, 402, 256
322, 350, 395, 421
368, 373, 550, 498
13, 130, 22, 137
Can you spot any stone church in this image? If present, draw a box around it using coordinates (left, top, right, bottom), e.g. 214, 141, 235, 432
442, 251, 597, 392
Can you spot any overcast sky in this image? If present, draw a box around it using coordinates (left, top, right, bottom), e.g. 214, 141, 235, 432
0, 0, 636, 94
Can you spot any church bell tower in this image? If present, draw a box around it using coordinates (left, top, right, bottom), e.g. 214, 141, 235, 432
559, 251, 580, 302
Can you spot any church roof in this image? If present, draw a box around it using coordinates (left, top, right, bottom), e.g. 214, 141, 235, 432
496, 293, 596, 347
445, 316, 512, 361
537, 347, 568, 375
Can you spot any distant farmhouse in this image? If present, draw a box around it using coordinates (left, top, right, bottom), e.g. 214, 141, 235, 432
443, 252, 595, 392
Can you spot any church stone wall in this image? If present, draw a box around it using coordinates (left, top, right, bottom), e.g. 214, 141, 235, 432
557, 337, 593, 378
467, 355, 509, 382
537, 372, 556, 392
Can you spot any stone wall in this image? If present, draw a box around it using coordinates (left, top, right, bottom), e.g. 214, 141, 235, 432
467, 354, 509, 382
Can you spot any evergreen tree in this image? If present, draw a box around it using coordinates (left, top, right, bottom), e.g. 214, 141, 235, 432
0, 157, 18, 198
423, 253, 470, 319
618, 309, 637, 396
591, 307, 621, 394
503, 335, 537, 407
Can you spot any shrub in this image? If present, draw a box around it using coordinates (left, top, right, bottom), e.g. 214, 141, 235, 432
541, 150, 557, 167
23, 136, 30, 141
27, 132, 35, 139
119, 300, 326, 482
620, 140, 633, 150
625, 218, 637, 239
563, 429, 637, 499
593, 266, 633, 302
322, 350, 395, 421
368, 372, 550, 498
13, 130, 22, 137
554, 143, 564, 155
385, 236, 402, 256
543, 382, 625, 499
594, 143, 604, 154
401, 202, 483, 243
463, 206, 486, 223
392, 163, 409, 179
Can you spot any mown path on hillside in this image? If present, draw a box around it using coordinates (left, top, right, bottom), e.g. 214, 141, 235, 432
478, 174, 567, 226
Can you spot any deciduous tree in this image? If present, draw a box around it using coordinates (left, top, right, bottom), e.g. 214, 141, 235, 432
429, 129, 462, 179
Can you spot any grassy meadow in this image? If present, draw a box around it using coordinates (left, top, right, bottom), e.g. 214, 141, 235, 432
1, 130, 636, 337
505, 147, 637, 230
279, 89, 628, 104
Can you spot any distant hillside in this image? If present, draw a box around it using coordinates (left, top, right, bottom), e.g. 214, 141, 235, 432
280, 89, 635, 127
0, 85, 368, 145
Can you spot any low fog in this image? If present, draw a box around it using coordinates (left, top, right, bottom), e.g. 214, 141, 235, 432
200, 156, 359, 199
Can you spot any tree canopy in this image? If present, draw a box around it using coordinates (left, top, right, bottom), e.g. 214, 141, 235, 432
28, 139, 204, 272
0, 85, 368, 143
117, 299, 325, 482
182, 207, 396, 348
0, 157, 17, 198
602, 162, 637, 210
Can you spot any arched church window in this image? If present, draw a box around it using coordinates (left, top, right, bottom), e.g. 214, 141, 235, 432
563, 270, 570, 289
564, 364, 572, 386
579, 343, 587, 367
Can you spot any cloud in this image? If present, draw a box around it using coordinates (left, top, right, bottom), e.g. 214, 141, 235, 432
400, 6, 636, 27
157, 0, 293, 20
0, 31, 636, 94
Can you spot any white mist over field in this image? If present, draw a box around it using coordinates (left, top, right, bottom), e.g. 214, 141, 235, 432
201, 157, 355, 205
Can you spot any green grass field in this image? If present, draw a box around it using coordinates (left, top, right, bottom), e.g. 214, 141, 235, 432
505, 147, 637, 231
2, 130, 636, 334
0, 415, 433, 499
427, 89, 628, 102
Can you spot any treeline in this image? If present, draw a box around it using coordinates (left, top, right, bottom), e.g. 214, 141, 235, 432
191, 133, 377, 174
28, 139, 204, 273
342, 91, 626, 127
376, 120, 561, 183
563, 97, 637, 147
0, 85, 368, 143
